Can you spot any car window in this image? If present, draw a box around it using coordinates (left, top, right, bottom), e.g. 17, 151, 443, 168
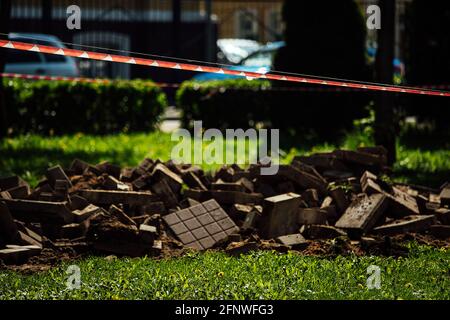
6, 49, 41, 64
34, 40, 67, 63
242, 51, 274, 67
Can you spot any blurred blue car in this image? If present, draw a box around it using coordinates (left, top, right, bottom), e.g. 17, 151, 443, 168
193, 41, 285, 81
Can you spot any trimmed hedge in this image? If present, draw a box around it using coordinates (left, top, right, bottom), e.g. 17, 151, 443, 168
2, 78, 168, 135
176, 79, 272, 130
176, 79, 369, 139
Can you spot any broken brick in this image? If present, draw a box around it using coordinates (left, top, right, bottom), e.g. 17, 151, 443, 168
3, 199, 73, 223
298, 208, 328, 225
78, 189, 157, 206
335, 193, 389, 238
163, 199, 238, 250
152, 163, 183, 193
329, 186, 349, 214
372, 215, 436, 236
259, 193, 302, 239
302, 225, 346, 239
46, 165, 72, 189
0, 245, 41, 264
275, 233, 308, 250
429, 225, 450, 239
151, 179, 178, 208
109, 205, 136, 226
139, 224, 157, 244
182, 171, 207, 191
103, 175, 131, 191
0, 201, 19, 245
440, 187, 450, 206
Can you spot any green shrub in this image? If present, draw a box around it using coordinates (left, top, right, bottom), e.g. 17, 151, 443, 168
176, 79, 272, 130
2, 78, 168, 135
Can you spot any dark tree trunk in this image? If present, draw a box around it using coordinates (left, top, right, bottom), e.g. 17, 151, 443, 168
375, 0, 397, 164
0, 0, 12, 138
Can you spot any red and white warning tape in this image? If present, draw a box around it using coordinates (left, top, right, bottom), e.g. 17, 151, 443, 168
1, 39, 449, 97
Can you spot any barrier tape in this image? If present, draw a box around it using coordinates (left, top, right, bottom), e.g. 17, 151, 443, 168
1, 40, 449, 97
2, 72, 449, 95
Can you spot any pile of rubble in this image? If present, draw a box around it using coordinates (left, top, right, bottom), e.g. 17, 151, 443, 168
1, 146, 449, 266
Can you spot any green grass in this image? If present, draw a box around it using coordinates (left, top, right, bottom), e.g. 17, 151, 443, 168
0, 245, 448, 300
1, 131, 449, 187
0, 131, 449, 300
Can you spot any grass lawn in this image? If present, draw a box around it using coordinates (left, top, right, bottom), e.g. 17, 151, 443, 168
0, 245, 449, 300
1, 131, 449, 187
0, 131, 449, 300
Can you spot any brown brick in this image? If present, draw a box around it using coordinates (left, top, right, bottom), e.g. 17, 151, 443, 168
139, 224, 157, 244
211, 179, 246, 192
210, 190, 263, 205
72, 204, 103, 223
0, 201, 19, 245
440, 187, 450, 206
151, 179, 178, 208
433, 208, 450, 225
95, 161, 121, 178
302, 189, 319, 207
259, 193, 302, 239
329, 187, 349, 214
298, 208, 328, 225
5, 185, 29, 199
372, 215, 436, 236
275, 233, 308, 249
103, 176, 131, 191
335, 193, 389, 238
333, 149, 382, 167
78, 189, 157, 206
3, 199, 73, 223
182, 171, 207, 191
109, 205, 136, 226
152, 163, 183, 193
0, 245, 41, 264
162, 199, 238, 250
225, 241, 258, 256
278, 165, 327, 194
46, 165, 72, 188
302, 225, 346, 239
429, 225, 450, 239
0, 176, 29, 191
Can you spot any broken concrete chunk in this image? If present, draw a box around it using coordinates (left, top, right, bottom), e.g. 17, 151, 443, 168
372, 215, 436, 236
335, 193, 389, 238
275, 233, 308, 249
78, 189, 157, 206
259, 193, 302, 239
95, 161, 121, 178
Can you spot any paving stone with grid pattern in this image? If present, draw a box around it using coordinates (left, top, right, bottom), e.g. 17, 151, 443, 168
163, 199, 239, 250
